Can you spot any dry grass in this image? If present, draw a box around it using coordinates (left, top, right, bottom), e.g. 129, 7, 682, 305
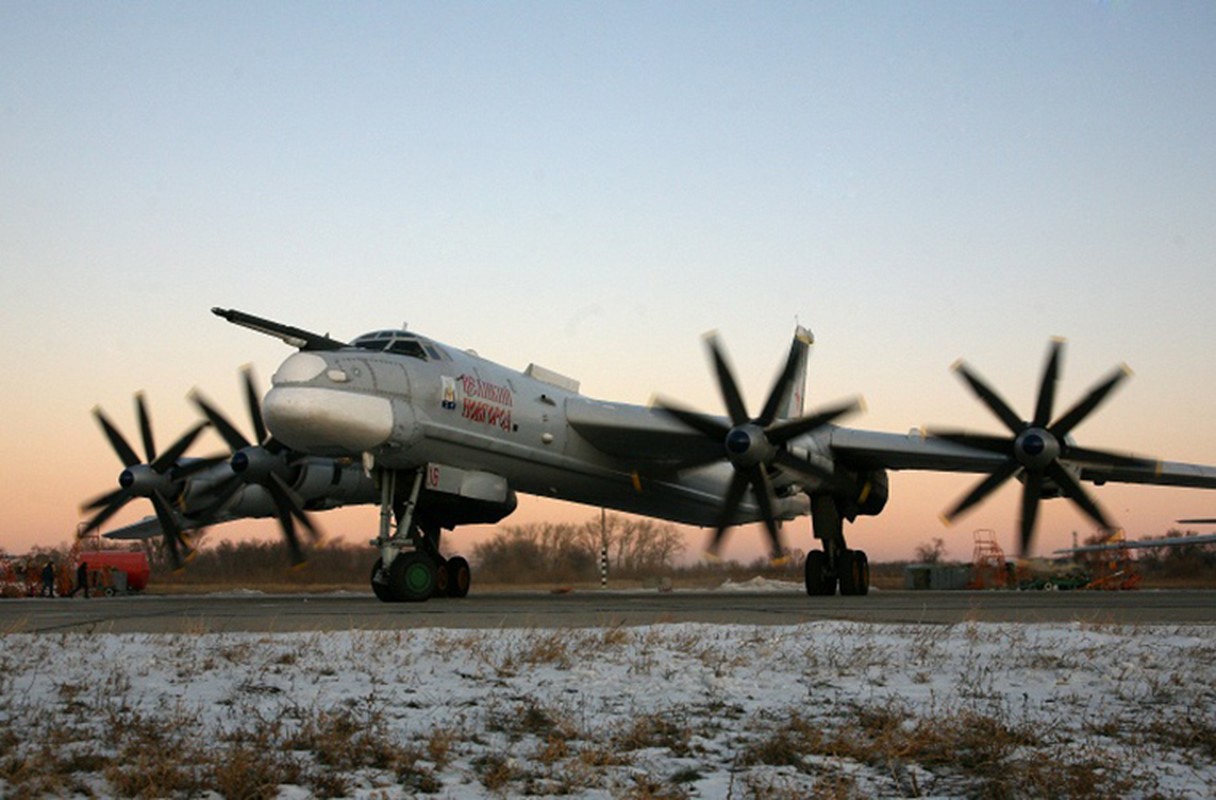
0, 623, 1210, 798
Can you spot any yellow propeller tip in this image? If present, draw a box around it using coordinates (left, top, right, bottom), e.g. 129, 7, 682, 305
949, 358, 965, 373
938, 513, 955, 528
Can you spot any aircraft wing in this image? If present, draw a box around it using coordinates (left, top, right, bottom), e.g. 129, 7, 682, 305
101, 512, 214, 541
101, 515, 172, 541
1055, 533, 1216, 554
828, 428, 1216, 489
569, 398, 1216, 491
565, 398, 726, 465
825, 427, 1003, 473
1079, 461, 1216, 489
567, 399, 1006, 473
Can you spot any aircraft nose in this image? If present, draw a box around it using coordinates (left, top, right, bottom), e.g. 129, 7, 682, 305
263, 385, 393, 454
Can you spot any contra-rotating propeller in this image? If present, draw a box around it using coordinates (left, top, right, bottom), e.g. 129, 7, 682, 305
190, 367, 320, 565
80, 394, 220, 568
655, 332, 862, 560
930, 338, 1153, 556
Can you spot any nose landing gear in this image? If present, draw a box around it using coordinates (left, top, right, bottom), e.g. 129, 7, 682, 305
368, 468, 473, 603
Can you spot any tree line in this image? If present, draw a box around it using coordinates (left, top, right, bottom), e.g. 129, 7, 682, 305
11, 522, 1213, 590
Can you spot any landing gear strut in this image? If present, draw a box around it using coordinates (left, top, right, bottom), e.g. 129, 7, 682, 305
368, 468, 472, 603
806, 494, 870, 596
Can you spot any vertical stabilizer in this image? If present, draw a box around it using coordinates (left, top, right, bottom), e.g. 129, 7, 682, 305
778, 325, 814, 419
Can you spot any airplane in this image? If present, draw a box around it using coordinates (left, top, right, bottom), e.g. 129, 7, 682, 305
80, 307, 1216, 602
1054, 531, 1216, 555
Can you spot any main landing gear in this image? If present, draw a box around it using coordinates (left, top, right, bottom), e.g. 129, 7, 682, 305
804, 494, 871, 596
368, 468, 473, 603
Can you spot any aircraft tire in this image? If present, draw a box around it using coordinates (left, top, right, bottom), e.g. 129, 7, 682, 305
855, 550, 870, 596
839, 550, 857, 596
389, 552, 437, 602
434, 559, 450, 597
805, 550, 833, 596
842, 550, 870, 596
370, 558, 397, 603
446, 556, 471, 598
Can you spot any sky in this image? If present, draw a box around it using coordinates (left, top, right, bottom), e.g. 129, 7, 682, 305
2, 1, 1215, 565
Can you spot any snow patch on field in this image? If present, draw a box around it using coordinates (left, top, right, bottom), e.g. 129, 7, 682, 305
1, 621, 1214, 798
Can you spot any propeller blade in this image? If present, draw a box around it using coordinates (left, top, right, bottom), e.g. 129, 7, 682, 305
1018, 475, 1044, 556
149, 422, 209, 474
1045, 461, 1114, 533
1062, 444, 1155, 470
943, 459, 1021, 522
1049, 365, 1132, 439
194, 473, 244, 519
80, 492, 133, 535
765, 398, 862, 446
191, 392, 251, 452
771, 447, 834, 484
940, 339, 1139, 555
266, 476, 306, 565
772, 448, 852, 494
81, 486, 127, 513
952, 361, 1024, 434
149, 491, 186, 570
271, 472, 322, 543
243, 367, 268, 445
1032, 339, 1063, 428
746, 465, 785, 560
174, 454, 227, 479
136, 392, 157, 463
94, 407, 142, 468
756, 335, 807, 427
709, 470, 751, 555
928, 430, 1016, 456
706, 334, 749, 426
654, 399, 731, 440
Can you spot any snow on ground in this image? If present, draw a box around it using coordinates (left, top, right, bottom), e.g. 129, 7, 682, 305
2, 621, 1214, 798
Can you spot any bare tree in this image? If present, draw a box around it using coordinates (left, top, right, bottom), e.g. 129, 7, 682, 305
914, 537, 947, 564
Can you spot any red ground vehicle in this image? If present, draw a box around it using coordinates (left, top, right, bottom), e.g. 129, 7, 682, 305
75, 551, 151, 593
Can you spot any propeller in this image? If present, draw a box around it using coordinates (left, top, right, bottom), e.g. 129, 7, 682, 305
190, 367, 320, 565
931, 338, 1153, 556
655, 331, 862, 560
80, 393, 219, 569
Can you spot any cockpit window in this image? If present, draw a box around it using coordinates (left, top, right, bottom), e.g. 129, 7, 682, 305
352, 330, 429, 360
388, 339, 426, 358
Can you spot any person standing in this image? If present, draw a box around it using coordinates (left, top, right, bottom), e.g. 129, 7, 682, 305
41, 561, 55, 597
71, 560, 89, 598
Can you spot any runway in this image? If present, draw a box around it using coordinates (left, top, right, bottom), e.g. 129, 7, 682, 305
3, 588, 1215, 633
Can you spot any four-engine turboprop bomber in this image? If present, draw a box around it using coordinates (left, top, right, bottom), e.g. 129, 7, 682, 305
82, 307, 1216, 601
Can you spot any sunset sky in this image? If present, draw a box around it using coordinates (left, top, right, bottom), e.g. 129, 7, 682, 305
3, 2, 1215, 565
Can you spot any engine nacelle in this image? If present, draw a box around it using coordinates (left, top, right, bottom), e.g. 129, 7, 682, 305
839, 468, 890, 521
293, 458, 378, 509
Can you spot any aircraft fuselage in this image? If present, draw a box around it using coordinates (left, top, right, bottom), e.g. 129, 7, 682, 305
262, 334, 811, 530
